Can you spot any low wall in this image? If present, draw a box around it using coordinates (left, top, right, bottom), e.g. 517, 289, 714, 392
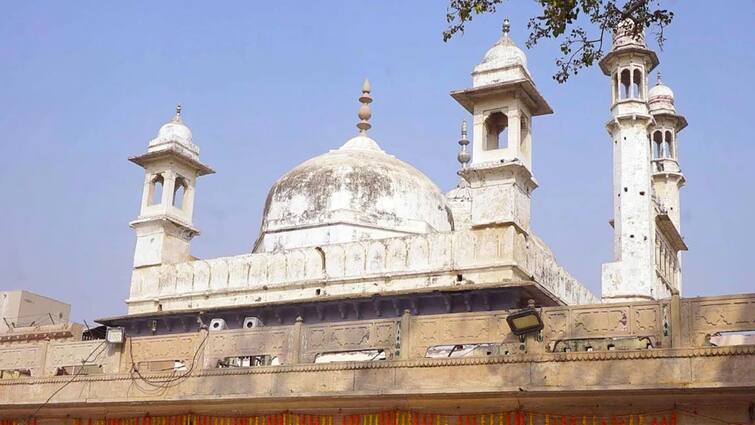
1, 294, 752, 380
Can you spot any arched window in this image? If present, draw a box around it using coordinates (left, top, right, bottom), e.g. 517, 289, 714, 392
173, 177, 188, 209
665, 131, 674, 159
632, 69, 643, 99
150, 174, 164, 206
484, 111, 508, 151
612, 72, 619, 103
620, 69, 631, 99
653, 131, 663, 159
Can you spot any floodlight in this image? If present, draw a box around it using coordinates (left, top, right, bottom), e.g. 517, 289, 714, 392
505, 308, 543, 336
105, 326, 125, 344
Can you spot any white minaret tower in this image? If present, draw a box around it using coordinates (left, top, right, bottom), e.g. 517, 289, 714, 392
648, 74, 688, 294
649, 74, 687, 229
599, 23, 660, 302
129, 106, 214, 268
451, 19, 552, 233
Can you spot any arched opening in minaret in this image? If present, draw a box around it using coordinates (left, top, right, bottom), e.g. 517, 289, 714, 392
632, 69, 643, 99
620, 69, 631, 99
150, 174, 164, 206
665, 131, 674, 159
173, 176, 188, 209
612, 72, 619, 103
653, 131, 663, 159
484, 111, 508, 151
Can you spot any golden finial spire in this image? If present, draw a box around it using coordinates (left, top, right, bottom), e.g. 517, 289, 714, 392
357, 79, 372, 134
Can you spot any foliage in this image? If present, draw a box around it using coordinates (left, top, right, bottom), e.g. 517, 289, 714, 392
443, 0, 674, 82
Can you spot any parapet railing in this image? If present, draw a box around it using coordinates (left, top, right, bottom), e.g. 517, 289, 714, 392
126, 227, 598, 314
0, 293, 753, 379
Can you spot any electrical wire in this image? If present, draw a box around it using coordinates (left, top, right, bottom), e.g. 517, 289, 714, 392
30, 340, 107, 418
128, 330, 208, 390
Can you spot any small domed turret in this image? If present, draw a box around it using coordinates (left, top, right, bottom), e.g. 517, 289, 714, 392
148, 105, 200, 160
472, 18, 530, 87
648, 73, 675, 113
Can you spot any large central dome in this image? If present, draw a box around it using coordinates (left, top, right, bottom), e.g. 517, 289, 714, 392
254, 80, 453, 253
254, 133, 453, 253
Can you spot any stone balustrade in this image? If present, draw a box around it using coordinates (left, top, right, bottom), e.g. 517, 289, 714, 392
127, 227, 598, 315
1, 293, 752, 379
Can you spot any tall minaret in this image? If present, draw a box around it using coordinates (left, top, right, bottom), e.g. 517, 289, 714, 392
129, 106, 214, 268
648, 74, 688, 294
451, 18, 552, 233
599, 22, 660, 302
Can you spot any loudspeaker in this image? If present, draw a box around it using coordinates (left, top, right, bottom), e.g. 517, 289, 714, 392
243, 317, 264, 329
209, 318, 227, 331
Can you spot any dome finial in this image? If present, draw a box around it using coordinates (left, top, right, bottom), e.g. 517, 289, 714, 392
357, 78, 373, 134
656, 71, 663, 86
502, 17, 510, 35
173, 104, 183, 123
457, 120, 471, 170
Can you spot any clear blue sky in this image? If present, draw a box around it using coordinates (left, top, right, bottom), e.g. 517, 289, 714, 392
1, 1, 753, 323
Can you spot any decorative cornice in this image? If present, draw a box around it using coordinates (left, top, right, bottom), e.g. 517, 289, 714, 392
129, 146, 215, 176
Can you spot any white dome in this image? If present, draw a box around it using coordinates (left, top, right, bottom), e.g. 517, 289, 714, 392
472, 20, 530, 87
255, 136, 454, 253
648, 79, 675, 113
476, 36, 528, 72
155, 120, 193, 146
649, 82, 674, 99
147, 107, 200, 159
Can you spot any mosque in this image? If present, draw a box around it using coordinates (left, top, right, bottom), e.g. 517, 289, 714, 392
0, 19, 753, 425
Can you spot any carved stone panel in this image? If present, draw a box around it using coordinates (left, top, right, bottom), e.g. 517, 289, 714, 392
543, 310, 569, 340
302, 319, 398, 361
410, 313, 511, 357
0, 344, 45, 376
45, 340, 120, 375
687, 295, 755, 346
631, 305, 661, 334
691, 298, 755, 330
572, 307, 630, 338
129, 334, 199, 365
204, 327, 292, 367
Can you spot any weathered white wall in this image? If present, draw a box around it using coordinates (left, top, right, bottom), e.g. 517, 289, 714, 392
127, 228, 597, 314
602, 114, 657, 302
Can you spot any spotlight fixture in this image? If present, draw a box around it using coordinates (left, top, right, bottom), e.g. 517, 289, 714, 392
506, 300, 544, 336
105, 326, 125, 344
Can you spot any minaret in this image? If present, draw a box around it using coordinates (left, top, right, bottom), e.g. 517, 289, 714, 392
599, 22, 660, 302
649, 73, 687, 228
451, 18, 552, 233
129, 106, 214, 268
648, 73, 688, 294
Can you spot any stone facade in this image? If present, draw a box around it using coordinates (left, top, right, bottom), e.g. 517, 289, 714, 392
1, 294, 754, 421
